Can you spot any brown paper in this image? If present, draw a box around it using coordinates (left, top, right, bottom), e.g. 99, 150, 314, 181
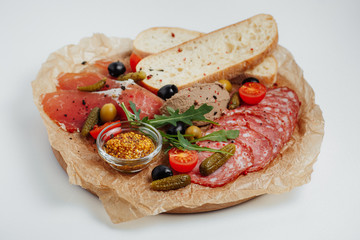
32, 33, 324, 223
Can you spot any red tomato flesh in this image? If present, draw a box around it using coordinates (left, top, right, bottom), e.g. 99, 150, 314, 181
130, 53, 142, 72
89, 120, 121, 139
239, 82, 267, 105
168, 148, 198, 173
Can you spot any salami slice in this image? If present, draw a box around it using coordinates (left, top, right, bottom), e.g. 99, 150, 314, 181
259, 96, 299, 117
214, 124, 273, 172
224, 106, 289, 143
220, 113, 283, 155
232, 125, 273, 172
188, 87, 300, 187
266, 87, 300, 105
189, 140, 253, 188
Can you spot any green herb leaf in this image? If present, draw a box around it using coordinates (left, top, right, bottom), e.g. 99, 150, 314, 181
129, 101, 141, 121
120, 102, 135, 121
120, 102, 233, 154
149, 104, 217, 128
176, 132, 233, 154
191, 129, 239, 143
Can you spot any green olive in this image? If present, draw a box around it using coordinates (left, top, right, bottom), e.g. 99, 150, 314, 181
185, 125, 202, 141
217, 79, 232, 92
100, 103, 117, 122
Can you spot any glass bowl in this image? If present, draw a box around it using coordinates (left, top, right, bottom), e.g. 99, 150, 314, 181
96, 121, 162, 173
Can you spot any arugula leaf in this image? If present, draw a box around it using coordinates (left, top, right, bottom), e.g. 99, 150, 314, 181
176, 132, 233, 154
191, 129, 239, 143
149, 104, 217, 128
129, 101, 141, 121
120, 101, 234, 154
120, 102, 135, 121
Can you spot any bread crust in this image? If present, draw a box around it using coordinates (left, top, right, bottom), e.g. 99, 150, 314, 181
133, 27, 203, 58
139, 34, 278, 92
137, 14, 278, 92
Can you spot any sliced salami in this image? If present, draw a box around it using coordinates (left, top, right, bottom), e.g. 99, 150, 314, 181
259, 96, 299, 117
189, 140, 253, 188
266, 87, 300, 105
207, 124, 273, 172
189, 87, 300, 187
233, 125, 273, 172
219, 113, 283, 155
220, 125, 273, 172
224, 106, 290, 143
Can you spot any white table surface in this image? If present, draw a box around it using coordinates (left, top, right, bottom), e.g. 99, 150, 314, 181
1, 0, 360, 239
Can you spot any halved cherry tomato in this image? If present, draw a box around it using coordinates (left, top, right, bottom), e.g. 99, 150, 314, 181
130, 53, 142, 72
239, 82, 267, 105
89, 120, 121, 139
168, 148, 198, 173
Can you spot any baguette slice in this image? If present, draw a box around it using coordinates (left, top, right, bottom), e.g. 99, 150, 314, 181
137, 14, 278, 93
239, 55, 278, 87
133, 27, 203, 58
134, 27, 277, 87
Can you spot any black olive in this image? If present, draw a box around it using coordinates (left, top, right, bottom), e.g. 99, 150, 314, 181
151, 165, 173, 181
166, 122, 186, 135
157, 84, 178, 100
108, 61, 126, 77
242, 77, 259, 85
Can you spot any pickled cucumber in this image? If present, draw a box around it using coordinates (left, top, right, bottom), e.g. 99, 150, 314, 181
150, 174, 191, 191
199, 143, 236, 176
117, 71, 146, 81
228, 92, 241, 110
77, 78, 106, 92
80, 107, 100, 137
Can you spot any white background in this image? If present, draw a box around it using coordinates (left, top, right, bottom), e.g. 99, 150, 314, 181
1, 0, 360, 239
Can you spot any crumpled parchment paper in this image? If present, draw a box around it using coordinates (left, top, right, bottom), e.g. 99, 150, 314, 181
32, 33, 324, 223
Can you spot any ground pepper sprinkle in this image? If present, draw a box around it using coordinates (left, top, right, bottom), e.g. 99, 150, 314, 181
104, 131, 155, 159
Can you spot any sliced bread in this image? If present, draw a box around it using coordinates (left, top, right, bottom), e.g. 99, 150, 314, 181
136, 14, 278, 93
239, 55, 278, 87
133, 27, 203, 58
134, 26, 277, 87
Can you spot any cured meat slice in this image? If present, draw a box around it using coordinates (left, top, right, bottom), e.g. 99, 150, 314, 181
42, 82, 164, 132
56, 72, 123, 91
42, 90, 120, 133
231, 125, 273, 172
248, 106, 292, 141
258, 95, 299, 119
189, 87, 300, 187
219, 113, 283, 155
266, 87, 300, 105
224, 106, 289, 143
208, 124, 273, 172
189, 140, 253, 188
91, 59, 132, 78
224, 87, 300, 141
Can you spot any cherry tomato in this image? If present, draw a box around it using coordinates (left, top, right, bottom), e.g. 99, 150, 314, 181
238, 82, 267, 105
168, 148, 198, 173
89, 120, 121, 139
130, 52, 142, 72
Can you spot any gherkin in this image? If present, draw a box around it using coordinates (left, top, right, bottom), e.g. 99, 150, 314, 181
150, 174, 191, 191
77, 78, 107, 92
80, 107, 100, 137
199, 143, 236, 176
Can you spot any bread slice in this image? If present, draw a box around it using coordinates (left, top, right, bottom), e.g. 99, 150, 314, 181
237, 55, 278, 87
134, 26, 277, 87
137, 14, 278, 93
133, 27, 203, 58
